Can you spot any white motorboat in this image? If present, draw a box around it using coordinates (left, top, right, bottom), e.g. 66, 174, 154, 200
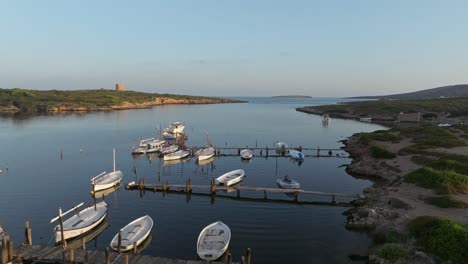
277, 176, 301, 189
132, 139, 166, 154
215, 169, 245, 186
240, 149, 253, 160
162, 132, 177, 140
51, 201, 108, 244
359, 117, 372, 122
196, 147, 215, 161
289, 150, 304, 160
197, 221, 231, 261
91, 149, 124, 192
165, 122, 185, 134
160, 145, 179, 155
163, 150, 191, 161
110, 215, 153, 252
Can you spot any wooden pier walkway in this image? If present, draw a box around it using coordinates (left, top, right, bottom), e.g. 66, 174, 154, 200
13, 244, 240, 264
127, 179, 363, 202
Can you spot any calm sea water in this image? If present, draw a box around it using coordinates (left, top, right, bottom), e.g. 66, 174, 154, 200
0, 97, 384, 263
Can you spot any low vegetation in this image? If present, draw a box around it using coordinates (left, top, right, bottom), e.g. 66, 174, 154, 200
404, 167, 468, 194
398, 126, 466, 149
377, 243, 409, 262
358, 130, 401, 144
424, 195, 468, 208
409, 216, 468, 264
297, 97, 468, 119
369, 146, 396, 159
0, 88, 237, 113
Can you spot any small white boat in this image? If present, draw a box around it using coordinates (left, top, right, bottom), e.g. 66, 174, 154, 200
197, 147, 215, 161
165, 122, 185, 134
215, 169, 245, 186
160, 145, 179, 155
51, 201, 108, 244
162, 132, 176, 140
91, 149, 124, 192
240, 149, 253, 160
0, 226, 6, 246
289, 150, 304, 160
110, 215, 153, 252
196, 156, 215, 166
197, 221, 231, 261
359, 117, 372, 122
276, 142, 289, 154
163, 150, 191, 161
277, 176, 301, 189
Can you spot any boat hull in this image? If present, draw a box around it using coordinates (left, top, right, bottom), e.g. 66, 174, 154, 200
289, 150, 304, 160
197, 221, 231, 261
276, 179, 301, 189
110, 215, 153, 252
215, 169, 246, 187
54, 202, 108, 244
240, 149, 253, 160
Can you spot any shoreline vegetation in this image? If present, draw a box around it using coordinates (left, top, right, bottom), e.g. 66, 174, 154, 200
271, 95, 312, 98
0, 88, 245, 114
299, 98, 468, 263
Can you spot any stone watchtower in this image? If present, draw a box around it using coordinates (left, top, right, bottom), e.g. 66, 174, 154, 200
115, 83, 125, 92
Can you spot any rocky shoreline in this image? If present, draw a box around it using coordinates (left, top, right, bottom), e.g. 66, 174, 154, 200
0, 96, 245, 114
341, 130, 468, 263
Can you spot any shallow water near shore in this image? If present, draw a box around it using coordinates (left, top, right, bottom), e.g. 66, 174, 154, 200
0, 97, 385, 263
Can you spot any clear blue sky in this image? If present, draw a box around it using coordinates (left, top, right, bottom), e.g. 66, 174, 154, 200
1, 1, 468, 97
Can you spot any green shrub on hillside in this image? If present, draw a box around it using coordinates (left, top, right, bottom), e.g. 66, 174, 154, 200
404, 167, 468, 194
409, 216, 468, 264
424, 195, 468, 208
377, 243, 408, 262
370, 146, 396, 159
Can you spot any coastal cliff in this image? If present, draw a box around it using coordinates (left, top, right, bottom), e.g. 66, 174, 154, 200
0, 88, 244, 114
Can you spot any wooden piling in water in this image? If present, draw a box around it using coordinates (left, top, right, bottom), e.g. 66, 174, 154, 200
117, 231, 122, 254
2, 235, 9, 263
25, 221, 32, 246
105, 247, 110, 264
81, 237, 86, 251
7, 240, 13, 262
245, 248, 251, 264
70, 247, 75, 263
132, 242, 137, 254
227, 253, 232, 264
240, 256, 246, 264
210, 179, 215, 194
125, 253, 129, 264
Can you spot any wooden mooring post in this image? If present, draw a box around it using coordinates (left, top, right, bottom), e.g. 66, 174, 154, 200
24, 221, 32, 246
1, 235, 8, 264
105, 247, 110, 264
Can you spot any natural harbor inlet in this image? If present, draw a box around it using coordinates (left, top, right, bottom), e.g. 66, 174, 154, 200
2, 2, 468, 264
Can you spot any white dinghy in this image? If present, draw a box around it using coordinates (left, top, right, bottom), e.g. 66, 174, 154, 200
110, 215, 153, 252
240, 149, 253, 160
196, 147, 215, 161
51, 201, 108, 244
277, 175, 301, 189
289, 150, 304, 160
215, 169, 245, 186
91, 149, 124, 192
197, 221, 231, 261
163, 150, 191, 161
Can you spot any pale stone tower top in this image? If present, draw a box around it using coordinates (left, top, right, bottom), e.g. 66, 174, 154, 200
115, 83, 125, 92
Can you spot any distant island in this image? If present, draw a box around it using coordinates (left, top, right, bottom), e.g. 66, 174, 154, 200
351, 84, 468, 100
0, 88, 245, 114
272, 95, 312, 98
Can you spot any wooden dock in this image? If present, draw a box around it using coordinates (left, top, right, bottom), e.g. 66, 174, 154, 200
12, 244, 242, 264
2, 233, 248, 264
127, 178, 363, 203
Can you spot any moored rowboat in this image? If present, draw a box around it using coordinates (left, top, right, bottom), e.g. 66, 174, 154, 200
197, 221, 231, 261
215, 169, 245, 186
110, 215, 153, 252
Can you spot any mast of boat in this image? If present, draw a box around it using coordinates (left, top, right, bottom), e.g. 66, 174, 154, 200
113, 148, 116, 172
